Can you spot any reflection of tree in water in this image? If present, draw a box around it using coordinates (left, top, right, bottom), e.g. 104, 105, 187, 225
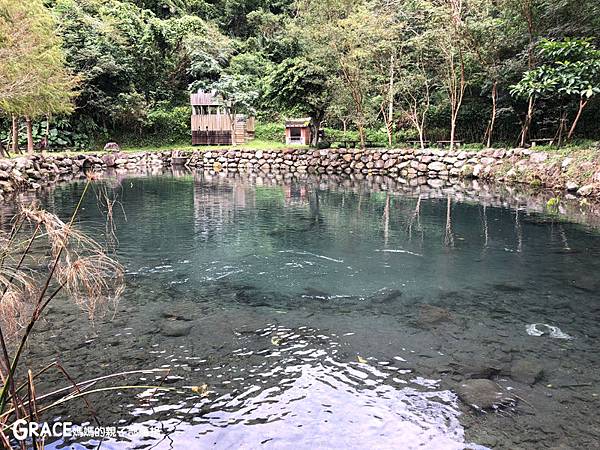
557, 224, 571, 251
444, 195, 455, 248
383, 192, 390, 246
185, 172, 594, 265
479, 204, 489, 253
514, 209, 523, 253
407, 195, 423, 245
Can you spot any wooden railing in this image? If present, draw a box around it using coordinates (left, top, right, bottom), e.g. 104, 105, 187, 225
246, 116, 256, 132
190, 92, 221, 106
191, 114, 232, 132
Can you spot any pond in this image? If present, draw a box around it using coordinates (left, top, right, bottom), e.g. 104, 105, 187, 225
13, 169, 600, 449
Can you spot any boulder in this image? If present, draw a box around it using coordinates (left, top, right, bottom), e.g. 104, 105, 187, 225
510, 360, 544, 385
565, 181, 579, 192
102, 153, 119, 167
161, 321, 192, 337
103, 142, 121, 152
417, 304, 450, 326
577, 184, 596, 196
428, 161, 446, 172
427, 179, 445, 188
480, 157, 496, 166
530, 152, 548, 163
561, 157, 573, 169
456, 379, 512, 411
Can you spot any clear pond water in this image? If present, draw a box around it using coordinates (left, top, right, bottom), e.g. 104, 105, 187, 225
15, 170, 600, 449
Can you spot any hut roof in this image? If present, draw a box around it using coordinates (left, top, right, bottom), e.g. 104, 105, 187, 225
285, 118, 312, 128
191, 90, 223, 106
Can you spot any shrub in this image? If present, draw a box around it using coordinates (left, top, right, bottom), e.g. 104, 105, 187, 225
0, 116, 97, 151
146, 106, 190, 141
255, 122, 285, 142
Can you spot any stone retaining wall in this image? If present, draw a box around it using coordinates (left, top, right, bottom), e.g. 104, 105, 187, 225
1, 147, 599, 199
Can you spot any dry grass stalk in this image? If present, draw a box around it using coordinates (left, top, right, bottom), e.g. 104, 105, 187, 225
0, 177, 129, 448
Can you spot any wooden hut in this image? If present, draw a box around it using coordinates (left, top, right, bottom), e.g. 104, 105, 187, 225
285, 118, 312, 145
191, 91, 255, 145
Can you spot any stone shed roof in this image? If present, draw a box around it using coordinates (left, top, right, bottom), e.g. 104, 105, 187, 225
285, 118, 312, 128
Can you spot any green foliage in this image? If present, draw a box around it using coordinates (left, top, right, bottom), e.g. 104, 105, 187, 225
255, 122, 284, 142
546, 196, 561, 213
3, 0, 600, 150
0, 0, 77, 118
146, 105, 190, 140
511, 39, 600, 100
0, 117, 93, 150
266, 57, 332, 125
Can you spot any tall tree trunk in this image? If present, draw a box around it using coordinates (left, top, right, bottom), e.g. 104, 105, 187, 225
339, 64, 366, 149
418, 126, 425, 150
381, 104, 393, 148
44, 113, 50, 154
387, 53, 395, 147
449, 119, 457, 150
357, 122, 366, 150
311, 118, 322, 147
486, 80, 498, 148
519, 96, 535, 147
11, 115, 19, 154
555, 109, 568, 147
25, 116, 34, 154
229, 110, 236, 146
567, 97, 588, 141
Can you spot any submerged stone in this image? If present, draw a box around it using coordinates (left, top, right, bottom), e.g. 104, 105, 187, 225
417, 304, 450, 326
371, 288, 402, 303
456, 379, 512, 411
303, 287, 330, 299
160, 306, 194, 321
511, 360, 544, 385
161, 321, 193, 337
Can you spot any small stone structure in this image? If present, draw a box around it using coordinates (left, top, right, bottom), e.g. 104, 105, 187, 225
285, 118, 312, 145
103, 142, 121, 152
0, 148, 598, 200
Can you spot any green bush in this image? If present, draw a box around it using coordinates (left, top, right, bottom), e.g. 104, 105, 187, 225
0, 116, 97, 151
255, 123, 395, 147
146, 106, 190, 141
323, 127, 389, 146
255, 122, 285, 142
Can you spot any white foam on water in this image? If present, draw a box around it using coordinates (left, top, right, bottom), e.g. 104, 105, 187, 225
375, 249, 423, 256
526, 323, 574, 340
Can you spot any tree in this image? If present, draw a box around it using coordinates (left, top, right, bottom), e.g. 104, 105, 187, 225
53, 0, 232, 138
0, 0, 77, 153
538, 39, 600, 140
293, 0, 398, 148
437, 0, 469, 149
466, 0, 510, 147
266, 57, 333, 146
501, 0, 541, 146
511, 38, 600, 143
397, 57, 433, 149
390, 0, 441, 149
210, 74, 259, 145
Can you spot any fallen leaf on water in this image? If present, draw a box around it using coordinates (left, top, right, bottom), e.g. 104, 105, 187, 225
271, 336, 282, 346
357, 356, 368, 364
191, 384, 209, 397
